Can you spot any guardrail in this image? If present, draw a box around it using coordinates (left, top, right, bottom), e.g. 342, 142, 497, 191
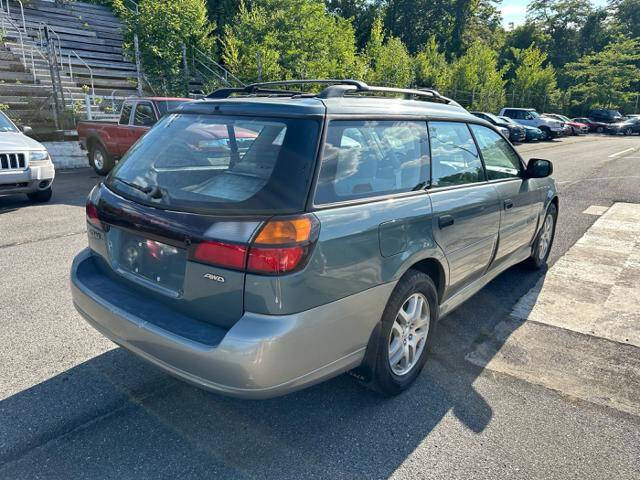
70, 50, 94, 96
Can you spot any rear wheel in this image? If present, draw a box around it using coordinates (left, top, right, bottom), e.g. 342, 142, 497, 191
369, 270, 438, 396
525, 203, 557, 270
90, 143, 114, 176
596, 126, 604, 133
27, 186, 52, 203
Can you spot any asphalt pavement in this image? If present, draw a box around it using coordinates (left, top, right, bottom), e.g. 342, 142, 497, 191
0, 135, 639, 479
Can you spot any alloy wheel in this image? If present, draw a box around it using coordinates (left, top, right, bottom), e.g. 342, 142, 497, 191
538, 213, 554, 261
388, 293, 430, 376
94, 150, 104, 170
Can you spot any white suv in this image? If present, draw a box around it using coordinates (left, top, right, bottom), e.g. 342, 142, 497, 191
0, 111, 54, 202
498, 108, 564, 140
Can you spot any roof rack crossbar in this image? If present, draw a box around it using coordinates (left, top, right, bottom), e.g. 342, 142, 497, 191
207, 79, 452, 104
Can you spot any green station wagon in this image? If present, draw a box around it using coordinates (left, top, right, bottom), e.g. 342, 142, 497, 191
71, 80, 558, 398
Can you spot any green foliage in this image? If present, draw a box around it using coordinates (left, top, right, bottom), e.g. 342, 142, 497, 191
414, 37, 451, 91
114, 0, 214, 95
510, 44, 558, 111
449, 41, 507, 111
363, 17, 414, 87
222, 0, 364, 83
566, 39, 640, 109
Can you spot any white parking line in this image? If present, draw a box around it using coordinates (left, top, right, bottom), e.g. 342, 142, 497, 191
608, 147, 635, 158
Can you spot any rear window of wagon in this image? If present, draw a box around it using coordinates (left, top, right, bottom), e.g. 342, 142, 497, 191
106, 113, 321, 214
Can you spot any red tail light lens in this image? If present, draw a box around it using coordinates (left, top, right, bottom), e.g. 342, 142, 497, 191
247, 246, 305, 273
86, 200, 101, 229
193, 241, 247, 270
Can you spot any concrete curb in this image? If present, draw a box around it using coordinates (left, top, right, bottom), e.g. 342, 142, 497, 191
42, 141, 89, 170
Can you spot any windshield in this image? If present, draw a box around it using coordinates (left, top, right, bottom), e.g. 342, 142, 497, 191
499, 116, 517, 125
484, 112, 504, 124
107, 113, 320, 214
528, 111, 540, 118
155, 100, 190, 116
0, 112, 19, 132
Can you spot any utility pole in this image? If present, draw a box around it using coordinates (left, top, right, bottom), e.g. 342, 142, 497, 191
182, 43, 190, 97
134, 34, 143, 96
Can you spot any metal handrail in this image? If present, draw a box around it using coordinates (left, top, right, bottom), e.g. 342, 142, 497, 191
192, 46, 244, 87
38, 23, 63, 68
6, 0, 26, 33
2, 12, 26, 67
72, 50, 94, 96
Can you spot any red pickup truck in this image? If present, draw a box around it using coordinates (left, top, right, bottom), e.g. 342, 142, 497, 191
78, 97, 191, 175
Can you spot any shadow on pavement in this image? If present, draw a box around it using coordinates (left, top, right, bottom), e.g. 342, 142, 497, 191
0, 261, 547, 478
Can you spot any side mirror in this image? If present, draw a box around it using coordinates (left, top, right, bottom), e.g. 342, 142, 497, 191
526, 158, 553, 178
21, 125, 33, 134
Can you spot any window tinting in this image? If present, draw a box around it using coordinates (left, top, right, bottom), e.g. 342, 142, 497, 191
119, 103, 132, 125
470, 124, 522, 180
314, 120, 430, 204
107, 114, 319, 214
133, 103, 157, 127
428, 122, 485, 187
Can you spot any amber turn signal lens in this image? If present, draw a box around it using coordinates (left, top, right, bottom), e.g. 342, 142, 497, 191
254, 217, 313, 245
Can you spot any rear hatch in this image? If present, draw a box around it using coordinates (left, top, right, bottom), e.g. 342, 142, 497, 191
86, 110, 321, 329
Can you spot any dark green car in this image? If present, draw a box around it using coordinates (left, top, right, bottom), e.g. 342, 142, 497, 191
71, 80, 558, 398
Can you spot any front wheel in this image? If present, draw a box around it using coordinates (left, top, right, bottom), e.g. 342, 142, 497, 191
27, 186, 52, 203
369, 270, 438, 396
525, 203, 557, 270
596, 126, 604, 133
625, 127, 633, 136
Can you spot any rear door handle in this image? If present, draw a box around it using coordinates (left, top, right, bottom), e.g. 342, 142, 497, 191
438, 215, 455, 229
504, 199, 514, 210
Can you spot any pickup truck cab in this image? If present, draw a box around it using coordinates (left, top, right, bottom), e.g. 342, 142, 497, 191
498, 107, 564, 140
78, 97, 191, 175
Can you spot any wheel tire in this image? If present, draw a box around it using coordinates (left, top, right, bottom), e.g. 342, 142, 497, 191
596, 126, 604, 133
27, 186, 52, 203
369, 270, 438, 396
625, 127, 633, 136
540, 127, 550, 140
90, 143, 114, 176
525, 203, 557, 270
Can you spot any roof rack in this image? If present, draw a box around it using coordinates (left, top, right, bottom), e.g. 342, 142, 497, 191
206, 79, 451, 104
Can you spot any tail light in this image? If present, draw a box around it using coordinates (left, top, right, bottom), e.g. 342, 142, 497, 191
86, 200, 101, 229
191, 214, 320, 275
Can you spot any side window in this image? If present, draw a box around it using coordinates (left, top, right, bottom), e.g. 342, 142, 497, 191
314, 120, 430, 204
119, 103, 132, 125
428, 121, 485, 187
470, 124, 522, 180
504, 109, 516, 119
133, 103, 157, 127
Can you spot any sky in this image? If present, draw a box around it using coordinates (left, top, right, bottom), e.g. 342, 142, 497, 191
501, 0, 609, 28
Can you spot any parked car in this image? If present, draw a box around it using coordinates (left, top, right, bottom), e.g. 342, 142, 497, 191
588, 109, 623, 124
78, 97, 191, 175
498, 107, 564, 140
471, 111, 526, 143
71, 80, 558, 398
624, 114, 640, 120
498, 116, 544, 141
572, 117, 609, 133
606, 117, 640, 135
0, 111, 54, 202
543, 114, 588, 135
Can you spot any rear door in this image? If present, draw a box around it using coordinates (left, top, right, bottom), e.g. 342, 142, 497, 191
427, 121, 500, 297
469, 124, 539, 263
125, 101, 157, 151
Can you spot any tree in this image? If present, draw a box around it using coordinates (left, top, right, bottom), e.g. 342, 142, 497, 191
510, 44, 558, 111
222, 0, 364, 83
448, 40, 506, 111
609, 0, 640, 39
363, 17, 414, 87
414, 37, 451, 91
114, 0, 214, 95
325, 0, 379, 48
566, 39, 640, 110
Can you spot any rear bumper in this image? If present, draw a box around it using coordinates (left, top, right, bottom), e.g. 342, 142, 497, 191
71, 249, 395, 399
0, 163, 55, 195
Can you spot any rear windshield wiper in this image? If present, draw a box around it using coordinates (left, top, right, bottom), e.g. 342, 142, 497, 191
115, 177, 153, 195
